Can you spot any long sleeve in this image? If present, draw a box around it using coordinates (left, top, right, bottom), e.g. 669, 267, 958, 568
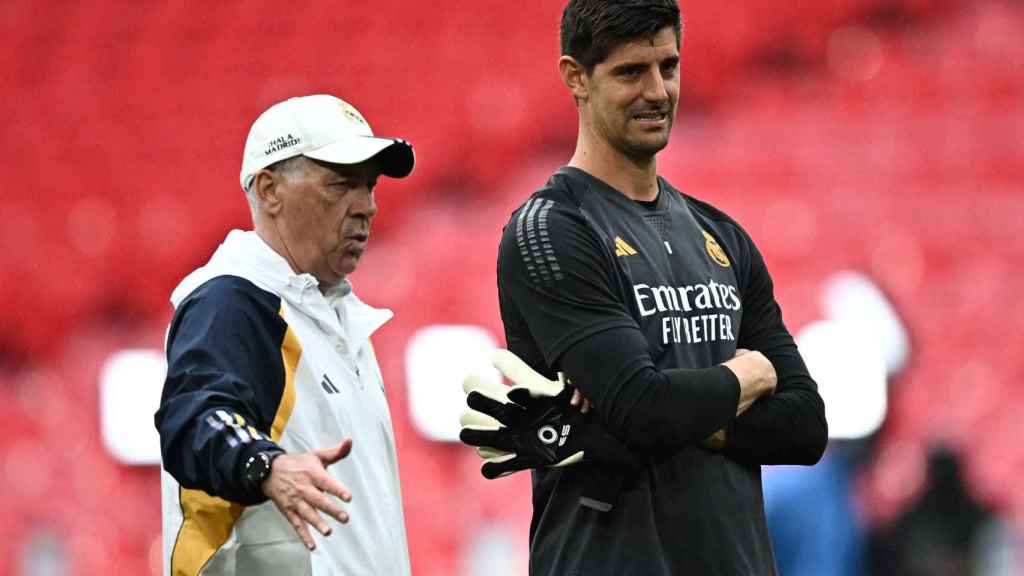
498, 198, 739, 451
557, 327, 740, 450
155, 275, 294, 504
724, 238, 828, 465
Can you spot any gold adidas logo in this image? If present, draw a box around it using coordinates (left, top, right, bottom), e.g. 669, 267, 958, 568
614, 236, 638, 257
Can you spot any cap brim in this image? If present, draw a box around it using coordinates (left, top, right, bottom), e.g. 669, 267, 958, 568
303, 136, 415, 179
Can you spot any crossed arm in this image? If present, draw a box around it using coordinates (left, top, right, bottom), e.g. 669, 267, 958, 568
558, 327, 826, 465
494, 204, 827, 466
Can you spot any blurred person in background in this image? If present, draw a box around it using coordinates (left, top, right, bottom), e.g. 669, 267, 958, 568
866, 446, 1017, 576
460, 0, 827, 574
154, 94, 414, 575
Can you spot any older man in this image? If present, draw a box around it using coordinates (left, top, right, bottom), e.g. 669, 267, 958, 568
155, 94, 414, 576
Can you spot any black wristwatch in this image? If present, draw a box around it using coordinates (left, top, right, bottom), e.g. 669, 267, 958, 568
243, 449, 285, 492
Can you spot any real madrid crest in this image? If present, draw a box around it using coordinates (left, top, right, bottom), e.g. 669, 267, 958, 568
702, 230, 731, 267
339, 101, 367, 125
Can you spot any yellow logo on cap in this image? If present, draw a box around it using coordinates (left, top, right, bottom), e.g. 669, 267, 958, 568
339, 101, 367, 125
702, 230, 730, 267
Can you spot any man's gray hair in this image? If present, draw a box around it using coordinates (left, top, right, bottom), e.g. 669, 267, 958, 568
244, 155, 308, 218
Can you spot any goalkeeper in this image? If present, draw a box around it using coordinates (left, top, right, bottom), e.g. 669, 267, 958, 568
459, 0, 827, 574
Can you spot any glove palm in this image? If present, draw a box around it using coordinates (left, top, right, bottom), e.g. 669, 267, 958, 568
459, 350, 634, 479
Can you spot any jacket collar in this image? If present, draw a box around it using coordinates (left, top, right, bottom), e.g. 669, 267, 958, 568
170, 229, 392, 345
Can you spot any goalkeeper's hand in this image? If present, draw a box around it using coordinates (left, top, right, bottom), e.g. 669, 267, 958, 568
459, 349, 637, 479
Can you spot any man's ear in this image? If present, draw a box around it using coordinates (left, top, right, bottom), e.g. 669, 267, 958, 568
252, 170, 284, 216
558, 56, 589, 102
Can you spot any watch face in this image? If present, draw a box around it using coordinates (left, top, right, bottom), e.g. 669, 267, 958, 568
246, 452, 271, 486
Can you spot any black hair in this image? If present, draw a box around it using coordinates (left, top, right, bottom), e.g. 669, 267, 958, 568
560, 0, 681, 73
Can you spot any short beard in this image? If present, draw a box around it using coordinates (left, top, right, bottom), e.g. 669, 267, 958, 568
615, 129, 671, 161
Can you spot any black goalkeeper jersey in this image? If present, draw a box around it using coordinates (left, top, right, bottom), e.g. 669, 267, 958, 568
497, 167, 826, 575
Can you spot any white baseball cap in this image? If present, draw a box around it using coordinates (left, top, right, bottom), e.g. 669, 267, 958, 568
239, 94, 415, 191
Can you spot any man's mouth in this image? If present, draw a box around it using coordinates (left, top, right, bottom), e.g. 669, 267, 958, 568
632, 110, 668, 123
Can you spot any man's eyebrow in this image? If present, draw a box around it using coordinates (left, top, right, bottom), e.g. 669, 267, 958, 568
610, 62, 647, 74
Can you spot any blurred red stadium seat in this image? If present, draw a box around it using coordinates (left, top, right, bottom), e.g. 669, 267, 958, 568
1, 0, 1022, 573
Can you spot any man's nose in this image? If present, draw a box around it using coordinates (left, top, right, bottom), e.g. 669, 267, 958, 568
354, 188, 378, 220
642, 68, 669, 103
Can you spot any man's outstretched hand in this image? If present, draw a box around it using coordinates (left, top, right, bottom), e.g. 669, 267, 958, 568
262, 438, 354, 550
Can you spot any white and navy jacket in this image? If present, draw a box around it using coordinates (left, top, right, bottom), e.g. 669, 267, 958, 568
155, 230, 410, 576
